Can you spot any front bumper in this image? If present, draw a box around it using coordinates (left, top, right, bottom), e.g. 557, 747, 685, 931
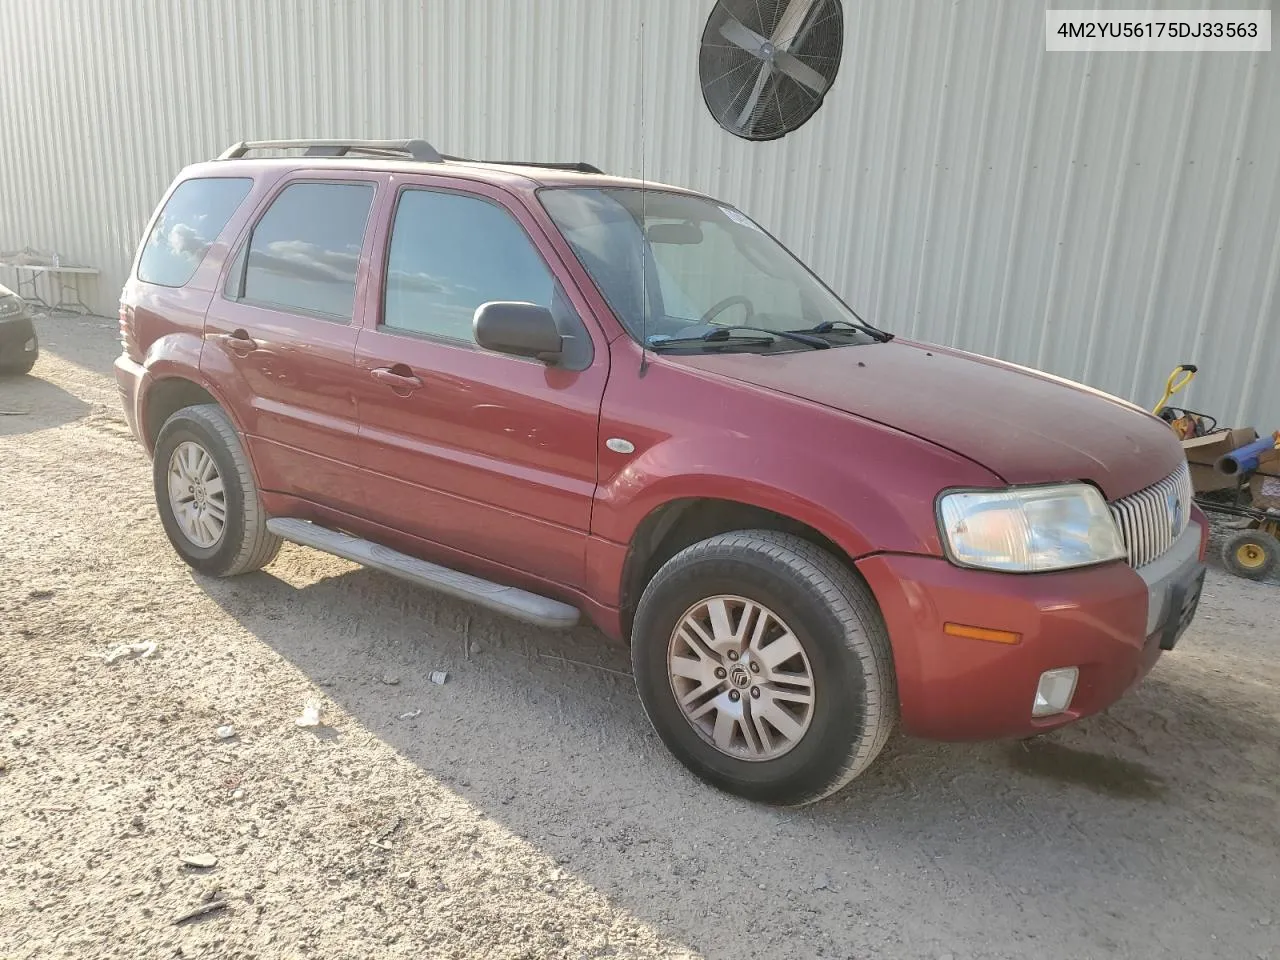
857, 521, 1205, 740
0, 316, 37, 362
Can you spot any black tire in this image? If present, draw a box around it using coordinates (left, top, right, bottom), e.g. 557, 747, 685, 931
1221, 529, 1279, 581
152, 403, 281, 577
631, 530, 897, 806
0, 349, 37, 376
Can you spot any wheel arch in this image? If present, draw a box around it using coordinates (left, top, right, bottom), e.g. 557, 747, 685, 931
617, 495, 867, 640
142, 377, 219, 450
140, 374, 263, 495
132, 326, 251, 456
138, 367, 249, 460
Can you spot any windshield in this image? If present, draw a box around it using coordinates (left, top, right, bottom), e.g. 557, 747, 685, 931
540, 187, 879, 350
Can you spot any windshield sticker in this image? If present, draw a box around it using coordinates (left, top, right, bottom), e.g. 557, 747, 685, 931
720, 206, 763, 232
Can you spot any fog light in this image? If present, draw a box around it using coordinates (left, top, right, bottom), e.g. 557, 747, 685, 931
1032, 667, 1079, 717
24, 338, 36, 352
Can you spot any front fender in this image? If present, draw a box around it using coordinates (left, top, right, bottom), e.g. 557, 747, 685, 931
593, 352, 1006, 565
592, 427, 1000, 563
594, 436, 884, 559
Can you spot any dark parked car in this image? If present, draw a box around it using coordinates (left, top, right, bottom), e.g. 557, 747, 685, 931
0, 282, 38, 375
115, 139, 1207, 805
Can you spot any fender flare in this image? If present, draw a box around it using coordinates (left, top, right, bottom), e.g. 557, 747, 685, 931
136, 334, 250, 453
606, 473, 883, 563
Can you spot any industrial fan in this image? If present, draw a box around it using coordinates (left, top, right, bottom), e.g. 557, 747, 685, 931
699, 0, 844, 141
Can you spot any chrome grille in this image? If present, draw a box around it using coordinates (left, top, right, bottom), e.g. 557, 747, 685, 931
1109, 462, 1194, 568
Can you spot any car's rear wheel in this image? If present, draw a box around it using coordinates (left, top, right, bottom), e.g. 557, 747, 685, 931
152, 403, 281, 577
632, 530, 896, 805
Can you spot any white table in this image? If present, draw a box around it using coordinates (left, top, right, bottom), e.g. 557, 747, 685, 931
2, 263, 100, 314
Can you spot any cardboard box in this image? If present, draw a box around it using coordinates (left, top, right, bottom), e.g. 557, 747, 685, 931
1181, 427, 1257, 494
1250, 446, 1280, 511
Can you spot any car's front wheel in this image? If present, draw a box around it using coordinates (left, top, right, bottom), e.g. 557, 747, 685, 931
632, 530, 897, 805
152, 403, 281, 577
0, 344, 37, 375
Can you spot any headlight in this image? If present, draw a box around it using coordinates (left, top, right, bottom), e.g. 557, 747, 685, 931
0, 296, 24, 317
937, 484, 1126, 572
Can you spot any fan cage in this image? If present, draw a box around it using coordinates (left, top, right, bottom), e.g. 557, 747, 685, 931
699, 0, 844, 142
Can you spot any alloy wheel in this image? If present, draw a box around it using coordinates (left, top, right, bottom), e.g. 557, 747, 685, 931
167, 440, 227, 549
667, 595, 815, 761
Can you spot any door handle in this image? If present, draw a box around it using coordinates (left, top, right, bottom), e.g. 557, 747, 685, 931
215, 329, 258, 353
371, 366, 424, 392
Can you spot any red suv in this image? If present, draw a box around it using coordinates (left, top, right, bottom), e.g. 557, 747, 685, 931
116, 139, 1207, 805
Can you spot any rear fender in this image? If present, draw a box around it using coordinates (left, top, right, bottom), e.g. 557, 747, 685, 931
137, 332, 249, 452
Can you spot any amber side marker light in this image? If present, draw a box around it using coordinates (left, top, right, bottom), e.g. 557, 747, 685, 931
943, 622, 1021, 645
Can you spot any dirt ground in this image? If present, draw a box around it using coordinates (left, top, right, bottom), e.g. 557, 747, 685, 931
1, 313, 1277, 960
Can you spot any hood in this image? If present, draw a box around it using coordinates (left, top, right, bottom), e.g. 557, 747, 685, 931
674, 340, 1183, 500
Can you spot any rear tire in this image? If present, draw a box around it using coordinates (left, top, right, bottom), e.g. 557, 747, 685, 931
152, 403, 281, 577
631, 530, 896, 806
1222, 529, 1278, 581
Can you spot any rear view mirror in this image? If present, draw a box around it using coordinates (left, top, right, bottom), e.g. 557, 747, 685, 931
473, 301, 564, 364
646, 221, 703, 245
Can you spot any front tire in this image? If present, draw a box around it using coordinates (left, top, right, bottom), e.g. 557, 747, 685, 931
0, 349, 37, 376
152, 403, 281, 577
632, 530, 897, 806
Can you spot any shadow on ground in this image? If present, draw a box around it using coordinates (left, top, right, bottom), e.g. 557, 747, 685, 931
32, 312, 120, 379
197, 557, 1280, 958
0, 372, 90, 437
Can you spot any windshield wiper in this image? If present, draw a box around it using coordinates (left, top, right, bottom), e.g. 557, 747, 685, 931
648, 334, 772, 351
649, 325, 829, 351
794, 319, 894, 343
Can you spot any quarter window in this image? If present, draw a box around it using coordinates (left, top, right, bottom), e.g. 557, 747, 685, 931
383, 190, 556, 341
240, 181, 375, 321
137, 177, 252, 287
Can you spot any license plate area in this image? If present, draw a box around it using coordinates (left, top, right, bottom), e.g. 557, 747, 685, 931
1158, 567, 1205, 651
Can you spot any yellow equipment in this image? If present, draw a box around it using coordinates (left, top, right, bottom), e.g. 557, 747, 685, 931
1153, 364, 1213, 439
1153, 363, 1197, 416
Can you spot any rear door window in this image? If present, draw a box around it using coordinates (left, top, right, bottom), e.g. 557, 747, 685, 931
237, 181, 376, 322
137, 177, 252, 287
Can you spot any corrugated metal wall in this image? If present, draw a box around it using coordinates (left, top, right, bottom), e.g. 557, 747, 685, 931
2, 0, 1277, 427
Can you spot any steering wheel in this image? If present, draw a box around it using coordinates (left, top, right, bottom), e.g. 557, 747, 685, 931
700, 295, 755, 326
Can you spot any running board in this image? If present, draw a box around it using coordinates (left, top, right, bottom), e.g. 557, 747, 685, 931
266, 518, 580, 630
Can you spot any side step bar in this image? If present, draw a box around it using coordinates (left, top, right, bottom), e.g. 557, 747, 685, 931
266, 518, 581, 630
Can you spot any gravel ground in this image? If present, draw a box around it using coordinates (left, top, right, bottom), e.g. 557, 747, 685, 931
2, 314, 1278, 960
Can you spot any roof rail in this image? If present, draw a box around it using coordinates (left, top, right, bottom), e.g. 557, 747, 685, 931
215, 141, 604, 175
486, 160, 605, 175
217, 139, 443, 163
443, 156, 604, 175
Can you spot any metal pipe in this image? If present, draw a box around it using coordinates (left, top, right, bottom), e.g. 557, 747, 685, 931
1215, 433, 1280, 476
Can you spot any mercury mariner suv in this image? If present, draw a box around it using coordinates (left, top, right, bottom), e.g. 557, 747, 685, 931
115, 138, 1206, 805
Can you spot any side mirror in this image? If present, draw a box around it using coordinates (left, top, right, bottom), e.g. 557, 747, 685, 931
473, 301, 564, 364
